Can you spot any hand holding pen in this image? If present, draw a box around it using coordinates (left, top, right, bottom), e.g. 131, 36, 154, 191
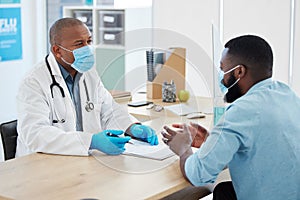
107, 132, 133, 144
90, 130, 131, 155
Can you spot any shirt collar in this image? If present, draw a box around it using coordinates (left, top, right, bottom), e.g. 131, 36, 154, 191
246, 78, 273, 94
57, 62, 82, 82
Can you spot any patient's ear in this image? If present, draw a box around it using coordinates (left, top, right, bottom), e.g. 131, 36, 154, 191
237, 65, 247, 78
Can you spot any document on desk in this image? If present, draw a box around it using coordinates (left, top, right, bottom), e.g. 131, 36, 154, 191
164, 103, 196, 116
124, 139, 175, 161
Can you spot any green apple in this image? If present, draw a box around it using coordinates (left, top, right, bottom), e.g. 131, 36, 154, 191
178, 90, 190, 102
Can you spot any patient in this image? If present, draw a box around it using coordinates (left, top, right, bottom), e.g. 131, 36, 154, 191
162, 35, 300, 200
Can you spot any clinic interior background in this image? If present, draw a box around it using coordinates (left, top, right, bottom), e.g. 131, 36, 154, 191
0, 0, 299, 159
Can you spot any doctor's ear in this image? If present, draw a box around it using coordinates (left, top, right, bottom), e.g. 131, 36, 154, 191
51, 45, 62, 58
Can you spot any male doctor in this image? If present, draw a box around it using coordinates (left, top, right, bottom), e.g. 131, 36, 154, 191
16, 18, 158, 157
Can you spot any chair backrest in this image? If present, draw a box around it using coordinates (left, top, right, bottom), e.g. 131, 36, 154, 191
0, 120, 18, 161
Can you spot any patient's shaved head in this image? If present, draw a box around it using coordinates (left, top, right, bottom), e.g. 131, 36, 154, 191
224, 35, 273, 80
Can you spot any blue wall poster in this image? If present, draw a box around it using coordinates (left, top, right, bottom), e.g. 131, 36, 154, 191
0, 7, 22, 62
0, 0, 20, 4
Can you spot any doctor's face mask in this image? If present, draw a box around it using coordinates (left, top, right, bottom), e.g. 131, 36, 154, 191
58, 45, 95, 73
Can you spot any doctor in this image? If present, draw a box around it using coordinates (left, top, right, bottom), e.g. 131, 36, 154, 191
16, 18, 158, 157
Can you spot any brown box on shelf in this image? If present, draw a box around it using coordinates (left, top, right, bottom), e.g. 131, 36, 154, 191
147, 47, 186, 99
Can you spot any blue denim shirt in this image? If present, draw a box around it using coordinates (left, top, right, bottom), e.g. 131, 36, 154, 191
185, 78, 300, 199
58, 63, 83, 131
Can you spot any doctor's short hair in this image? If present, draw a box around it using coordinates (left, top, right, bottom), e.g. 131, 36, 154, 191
49, 18, 85, 45
224, 35, 273, 78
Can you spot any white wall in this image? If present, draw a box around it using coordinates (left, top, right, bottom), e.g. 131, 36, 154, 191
153, 0, 299, 97
223, 0, 291, 84
152, 0, 220, 97
114, 0, 152, 8
123, 7, 153, 93
0, 1, 47, 161
292, 0, 300, 95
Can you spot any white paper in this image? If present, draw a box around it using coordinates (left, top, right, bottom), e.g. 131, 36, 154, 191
124, 139, 175, 160
164, 104, 196, 116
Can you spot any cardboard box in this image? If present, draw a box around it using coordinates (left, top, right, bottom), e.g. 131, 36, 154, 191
147, 47, 186, 99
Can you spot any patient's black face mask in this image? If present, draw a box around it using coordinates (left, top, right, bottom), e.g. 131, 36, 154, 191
224, 72, 243, 103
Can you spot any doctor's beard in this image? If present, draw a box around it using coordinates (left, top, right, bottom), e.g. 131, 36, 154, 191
224, 73, 243, 103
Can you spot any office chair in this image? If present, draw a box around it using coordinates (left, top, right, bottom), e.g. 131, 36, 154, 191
0, 120, 18, 161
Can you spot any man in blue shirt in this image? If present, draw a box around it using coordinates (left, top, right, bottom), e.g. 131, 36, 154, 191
162, 35, 300, 200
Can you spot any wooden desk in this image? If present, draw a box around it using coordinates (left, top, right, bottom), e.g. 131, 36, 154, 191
0, 152, 190, 200
0, 96, 213, 200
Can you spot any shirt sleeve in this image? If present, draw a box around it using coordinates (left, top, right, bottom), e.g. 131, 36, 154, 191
185, 102, 256, 186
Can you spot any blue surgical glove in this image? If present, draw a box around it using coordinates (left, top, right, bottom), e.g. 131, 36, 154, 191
90, 130, 131, 155
130, 124, 158, 145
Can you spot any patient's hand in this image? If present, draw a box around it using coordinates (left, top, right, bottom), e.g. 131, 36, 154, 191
172, 122, 209, 148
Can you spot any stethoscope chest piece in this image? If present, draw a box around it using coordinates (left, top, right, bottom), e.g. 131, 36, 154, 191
85, 101, 94, 112
83, 79, 94, 112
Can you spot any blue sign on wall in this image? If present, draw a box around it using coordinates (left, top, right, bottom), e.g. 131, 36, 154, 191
0, 7, 22, 62
0, 0, 20, 4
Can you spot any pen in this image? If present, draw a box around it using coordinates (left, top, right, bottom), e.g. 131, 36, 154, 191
107, 132, 133, 144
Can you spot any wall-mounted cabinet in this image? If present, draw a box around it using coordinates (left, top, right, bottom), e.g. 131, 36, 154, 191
98, 10, 125, 46
72, 9, 93, 34
63, 6, 152, 91
64, 7, 125, 46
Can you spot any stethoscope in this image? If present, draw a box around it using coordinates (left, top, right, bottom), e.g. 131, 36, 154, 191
45, 55, 94, 123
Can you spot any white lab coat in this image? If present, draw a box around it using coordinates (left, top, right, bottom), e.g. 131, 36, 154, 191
16, 53, 134, 156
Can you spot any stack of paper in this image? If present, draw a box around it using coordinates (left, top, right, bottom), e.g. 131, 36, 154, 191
124, 139, 175, 160
109, 90, 132, 103
164, 103, 196, 116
